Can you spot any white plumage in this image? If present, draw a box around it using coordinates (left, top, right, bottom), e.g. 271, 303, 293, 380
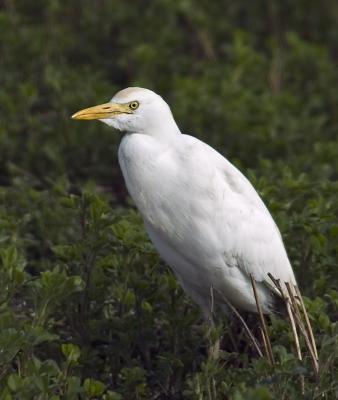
72, 87, 297, 318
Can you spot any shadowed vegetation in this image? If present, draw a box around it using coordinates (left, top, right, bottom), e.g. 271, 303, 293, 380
0, 1, 337, 398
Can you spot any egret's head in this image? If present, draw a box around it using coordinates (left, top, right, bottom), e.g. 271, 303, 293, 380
72, 87, 178, 135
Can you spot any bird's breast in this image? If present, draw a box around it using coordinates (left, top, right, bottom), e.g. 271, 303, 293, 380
119, 135, 214, 240
118, 134, 230, 270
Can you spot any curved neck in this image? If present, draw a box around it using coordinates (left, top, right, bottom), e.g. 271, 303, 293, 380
136, 111, 181, 143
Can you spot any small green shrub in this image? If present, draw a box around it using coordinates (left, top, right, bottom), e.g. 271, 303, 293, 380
0, 1, 337, 398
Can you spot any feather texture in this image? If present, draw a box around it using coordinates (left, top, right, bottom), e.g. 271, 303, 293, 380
74, 86, 297, 317
119, 132, 296, 315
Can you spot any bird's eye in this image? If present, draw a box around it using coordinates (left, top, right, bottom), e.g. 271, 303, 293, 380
129, 101, 139, 110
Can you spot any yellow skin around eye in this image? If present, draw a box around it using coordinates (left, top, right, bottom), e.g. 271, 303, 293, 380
129, 101, 139, 110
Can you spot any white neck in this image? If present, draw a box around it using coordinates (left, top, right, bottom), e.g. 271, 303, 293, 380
132, 108, 181, 144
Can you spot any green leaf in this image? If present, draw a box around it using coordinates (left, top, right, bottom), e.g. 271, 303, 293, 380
84, 378, 106, 397
7, 374, 22, 392
61, 343, 81, 364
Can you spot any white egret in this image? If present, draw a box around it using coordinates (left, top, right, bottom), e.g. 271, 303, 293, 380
72, 87, 297, 321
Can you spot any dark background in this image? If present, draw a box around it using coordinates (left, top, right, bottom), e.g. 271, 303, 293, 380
0, 1, 337, 399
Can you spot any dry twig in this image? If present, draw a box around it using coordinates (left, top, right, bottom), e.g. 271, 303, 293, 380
267, 273, 319, 379
294, 285, 318, 360
250, 274, 275, 366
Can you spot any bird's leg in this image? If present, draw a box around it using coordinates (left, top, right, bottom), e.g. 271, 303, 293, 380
204, 285, 220, 360
219, 294, 263, 357
206, 315, 220, 360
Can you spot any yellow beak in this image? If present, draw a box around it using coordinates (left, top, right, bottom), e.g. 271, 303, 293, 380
71, 102, 131, 120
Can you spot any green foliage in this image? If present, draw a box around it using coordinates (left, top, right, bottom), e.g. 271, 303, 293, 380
0, 1, 337, 398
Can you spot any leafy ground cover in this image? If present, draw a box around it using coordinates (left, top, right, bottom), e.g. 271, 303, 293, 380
0, 1, 337, 398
